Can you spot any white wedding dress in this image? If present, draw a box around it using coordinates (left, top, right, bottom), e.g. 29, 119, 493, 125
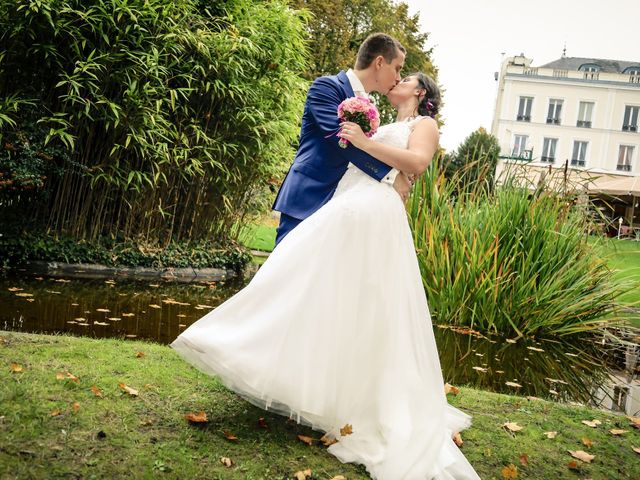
170, 117, 480, 480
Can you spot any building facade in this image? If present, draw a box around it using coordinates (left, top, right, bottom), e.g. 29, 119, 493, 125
492, 54, 640, 174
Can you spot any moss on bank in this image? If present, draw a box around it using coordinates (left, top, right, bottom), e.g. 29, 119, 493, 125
1, 331, 639, 479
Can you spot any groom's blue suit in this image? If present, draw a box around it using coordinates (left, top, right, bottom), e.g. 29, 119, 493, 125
272, 70, 393, 245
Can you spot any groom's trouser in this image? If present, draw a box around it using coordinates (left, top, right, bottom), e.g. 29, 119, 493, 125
275, 213, 302, 247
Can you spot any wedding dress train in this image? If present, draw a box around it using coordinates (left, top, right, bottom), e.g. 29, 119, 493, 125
170, 117, 480, 479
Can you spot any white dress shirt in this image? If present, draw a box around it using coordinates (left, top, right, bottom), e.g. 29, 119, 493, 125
345, 69, 399, 185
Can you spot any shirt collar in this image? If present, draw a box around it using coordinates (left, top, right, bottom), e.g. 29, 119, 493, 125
346, 68, 367, 95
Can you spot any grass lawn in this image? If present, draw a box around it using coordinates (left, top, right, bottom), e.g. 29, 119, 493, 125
593, 237, 640, 305
239, 214, 278, 253
2, 331, 640, 479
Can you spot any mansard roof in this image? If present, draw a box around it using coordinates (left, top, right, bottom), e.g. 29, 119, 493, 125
539, 57, 640, 73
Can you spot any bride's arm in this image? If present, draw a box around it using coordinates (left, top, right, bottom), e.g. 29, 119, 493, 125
339, 118, 439, 175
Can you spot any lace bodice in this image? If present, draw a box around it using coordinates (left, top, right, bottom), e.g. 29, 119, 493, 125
371, 115, 426, 148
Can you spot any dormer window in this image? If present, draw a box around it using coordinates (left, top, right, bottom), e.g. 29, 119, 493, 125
623, 66, 640, 75
580, 64, 601, 80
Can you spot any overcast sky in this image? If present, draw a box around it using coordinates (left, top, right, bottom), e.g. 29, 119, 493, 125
403, 0, 639, 151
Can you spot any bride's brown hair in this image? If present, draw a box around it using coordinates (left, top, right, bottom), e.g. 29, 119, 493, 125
411, 72, 441, 118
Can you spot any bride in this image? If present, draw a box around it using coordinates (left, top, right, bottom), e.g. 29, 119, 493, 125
171, 72, 480, 480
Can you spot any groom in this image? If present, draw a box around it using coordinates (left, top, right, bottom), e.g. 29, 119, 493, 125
272, 33, 412, 246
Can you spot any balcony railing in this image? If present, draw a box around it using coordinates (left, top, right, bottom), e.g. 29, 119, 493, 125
577, 120, 592, 128
540, 156, 555, 163
523, 67, 539, 76
584, 72, 600, 80
630, 75, 640, 83
502, 149, 533, 161
546, 118, 561, 125
617, 164, 632, 172
570, 159, 586, 167
622, 124, 638, 132
516, 115, 531, 122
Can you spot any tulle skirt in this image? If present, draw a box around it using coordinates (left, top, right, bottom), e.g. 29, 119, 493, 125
171, 165, 480, 479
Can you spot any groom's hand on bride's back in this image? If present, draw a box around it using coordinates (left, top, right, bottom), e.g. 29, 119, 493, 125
393, 173, 413, 202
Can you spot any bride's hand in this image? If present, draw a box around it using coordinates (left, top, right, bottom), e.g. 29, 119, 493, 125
339, 121, 369, 149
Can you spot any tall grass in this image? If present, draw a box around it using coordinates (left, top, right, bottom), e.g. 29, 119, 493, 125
407, 157, 634, 337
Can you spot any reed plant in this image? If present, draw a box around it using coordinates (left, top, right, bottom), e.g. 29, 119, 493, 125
407, 156, 633, 337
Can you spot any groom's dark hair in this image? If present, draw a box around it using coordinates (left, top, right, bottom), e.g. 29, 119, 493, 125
355, 33, 405, 69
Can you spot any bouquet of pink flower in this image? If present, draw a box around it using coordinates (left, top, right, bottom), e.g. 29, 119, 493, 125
336, 96, 380, 148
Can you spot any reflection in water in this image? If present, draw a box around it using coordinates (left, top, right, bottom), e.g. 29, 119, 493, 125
1, 272, 634, 410
0, 273, 246, 345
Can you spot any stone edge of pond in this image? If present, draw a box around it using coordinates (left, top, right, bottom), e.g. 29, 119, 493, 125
12, 260, 235, 282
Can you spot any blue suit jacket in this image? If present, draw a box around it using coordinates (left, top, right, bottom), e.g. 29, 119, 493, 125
273, 70, 392, 220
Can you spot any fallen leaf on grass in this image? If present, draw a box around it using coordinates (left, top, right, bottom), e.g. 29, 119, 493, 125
452, 432, 463, 447
185, 411, 208, 423
294, 469, 312, 480
50, 409, 62, 417
118, 383, 138, 396
15, 292, 33, 297
122, 313, 135, 317
543, 431, 557, 439
223, 430, 238, 441
8, 287, 23, 292
501, 463, 518, 479
72, 402, 80, 413
633, 446, 640, 455
95, 308, 110, 313
220, 456, 234, 467
569, 450, 594, 463
135, 352, 145, 358
519, 453, 529, 466
567, 460, 580, 470
55, 371, 79, 382
505, 381, 522, 388
149, 304, 161, 309
330, 476, 346, 480
257, 417, 268, 429
472, 366, 487, 373
444, 383, 460, 395
609, 429, 627, 436
503, 422, 523, 433
581, 419, 601, 428
340, 423, 353, 436
10, 363, 23, 373
297, 435, 314, 445
582, 437, 593, 447
94, 321, 109, 326
91, 385, 103, 397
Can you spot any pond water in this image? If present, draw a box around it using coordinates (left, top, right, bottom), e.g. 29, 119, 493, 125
1, 270, 637, 414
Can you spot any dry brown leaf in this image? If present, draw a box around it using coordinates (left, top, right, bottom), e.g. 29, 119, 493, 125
185, 411, 208, 423
633, 446, 640, 455
453, 432, 463, 447
582, 437, 593, 448
220, 456, 234, 467
526, 346, 544, 352
297, 435, 314, 445
320, 434, 338, 446
501, 463, 518, 479
91, 385, 103, 397
294, 469, 312, 480
569, 450, 594, 463
7, 287, 23, 292
257, 417, 268, 429
543, 431, 557, 439
122, 313, 135, 317
223, 430, 238, 441
15, 292, 34, 297
519, 453, 529, 466
609, 429, 627, 436
118, 383, 138, 396
444, 383, 460, 395
135, 352, 145, 358
50, 409, 62, 417
149, 304, 161, 309
340, 423, 353, 436
72, 402, 80, 413
472, 366, 488, 373
581, 419, 601, 428
506, 338, 517, 344
503, 422, 523, 432
505, 381, 522, 388
567, 460, 579, 470
94, 321, 109, 326
329, 476, 347, 480
95, 308, 110, 312
10, 363, 23, 373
